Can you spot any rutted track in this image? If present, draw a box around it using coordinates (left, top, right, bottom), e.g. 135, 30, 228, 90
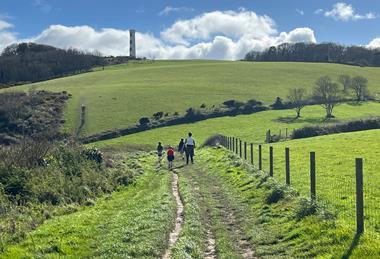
163, 172, 184, 259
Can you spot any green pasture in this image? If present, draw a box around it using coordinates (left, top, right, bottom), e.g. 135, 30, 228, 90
257, 129, 380, 235
4, 60, 380, 136
94, 102, 380, 148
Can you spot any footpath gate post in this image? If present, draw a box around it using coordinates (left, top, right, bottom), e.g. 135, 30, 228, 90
259, 145, 262, 170
356, 158, 364, 235
285, 147, 290, 185
310, 152, 316, 200
244, 142, 247, 160
239, 140, 242, 158
250, 143, 254, 165
269, 146, 273, 177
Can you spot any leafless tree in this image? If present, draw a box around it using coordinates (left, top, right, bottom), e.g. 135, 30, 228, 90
338, 74, 351, 93
351, 76, 369, 102
313, 76, 340, 118
287, 88, 307, 118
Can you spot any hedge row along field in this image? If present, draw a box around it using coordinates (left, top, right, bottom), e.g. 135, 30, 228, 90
94, 102, 380, 148
3, 60, 380, 136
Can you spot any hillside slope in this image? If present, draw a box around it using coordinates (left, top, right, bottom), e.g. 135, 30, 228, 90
94, 102, 380, 147
4, 60, 380, 136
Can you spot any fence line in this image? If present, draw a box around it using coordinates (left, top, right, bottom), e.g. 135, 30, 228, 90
221, 135, 366, 236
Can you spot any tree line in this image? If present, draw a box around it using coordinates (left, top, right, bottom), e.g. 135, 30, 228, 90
0, 43, 107, 87
245, 42, 380, 67
287, 75, 370, 119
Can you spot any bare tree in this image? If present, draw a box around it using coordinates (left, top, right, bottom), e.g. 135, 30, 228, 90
351, 76, 369, 102
287, 88, 307, 118
338, 74, 351, 93
313, 76, 340, 118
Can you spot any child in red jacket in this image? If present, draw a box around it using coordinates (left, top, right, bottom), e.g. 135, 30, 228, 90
167, 146, 175, 170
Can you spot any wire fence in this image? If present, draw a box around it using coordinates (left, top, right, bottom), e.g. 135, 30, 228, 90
220, 135, 379, 238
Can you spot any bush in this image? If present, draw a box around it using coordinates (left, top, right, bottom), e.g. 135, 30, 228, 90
292, 117, 380, 139
200, 103, 206, 108
265, 184, 287, 204
153, 111, 164, 120
295, 198, 335, 220
139, 117, 150, 125
223, 99, 244, 108
270, 97, 291, 110
83, 147, 103, 164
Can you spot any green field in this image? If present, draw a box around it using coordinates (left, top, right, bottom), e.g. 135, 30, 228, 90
5, 148, 379, 258
94, 102, 380, 148
259, 129, 380, 235
4, 60, 380, 136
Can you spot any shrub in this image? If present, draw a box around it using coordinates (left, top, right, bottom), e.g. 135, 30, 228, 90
202, 134, 224, 147
265, 184, 287, 204
83, 147, 103, 164
200, 103, 206, 108
223, 99, 244, 108
153, 111, 164, 120
270, 97, 291, 110
292, 117, 380, 139
139, 117, 150, 125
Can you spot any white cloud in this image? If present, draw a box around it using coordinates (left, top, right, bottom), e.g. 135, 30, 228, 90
0, 10, 317, 60
0, 20, 13, 30
367, 38, 380, 49
296, 9, 304, 16
315, 9, 324, 15
0, 20, 17, 52
323, 2, 376, 21
33, 0, 52, 14
161, 10, 277, 45
158, 6, 194, 16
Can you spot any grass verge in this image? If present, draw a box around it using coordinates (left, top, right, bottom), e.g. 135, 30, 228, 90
2, 154, 176, 258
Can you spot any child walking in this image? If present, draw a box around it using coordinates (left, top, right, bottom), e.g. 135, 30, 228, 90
178, 138, 185, 160
167, 145, 175, 170
157, 142, 164, 164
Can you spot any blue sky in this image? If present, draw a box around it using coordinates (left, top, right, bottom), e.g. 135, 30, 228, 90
0, 0, 379, 59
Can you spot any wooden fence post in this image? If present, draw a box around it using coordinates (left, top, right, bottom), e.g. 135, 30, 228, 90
239, 140, 242, 158
285, 128, 288, 139
250, 143, 254, 165
259, 145, 262, 170
285, 147, 290, 185
244, 142, 247, 160
232, 137, 235, 152
235, 138, 238, 154
310, 152, 316, 200
355, 158, 364, 235
269, 146, 273, 177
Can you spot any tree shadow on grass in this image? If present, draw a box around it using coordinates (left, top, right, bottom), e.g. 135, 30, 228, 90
341, 233, 362, 259
273, 116, 333, 125
346, 102, 363, 107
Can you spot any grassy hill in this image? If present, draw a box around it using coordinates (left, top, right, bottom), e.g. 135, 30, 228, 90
260, 129, 380, 235
4, 60, 380, 136
94, 102, 380, 148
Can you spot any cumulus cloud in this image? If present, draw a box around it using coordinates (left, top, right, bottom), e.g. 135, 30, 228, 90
0, 19, 17, 52
158, 6, 194, 16
296, 9, 304, 16
323, 2, 376, 21
367, 38, 380, 49
0, 10, 317, 60
161, 10, 277, 45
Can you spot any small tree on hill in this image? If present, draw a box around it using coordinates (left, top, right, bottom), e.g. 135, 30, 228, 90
351, 76, 369, 102
287, 88, 307, 118
139, 117, 150, 126
338, 74, 351, 93
313, 76, 340, 118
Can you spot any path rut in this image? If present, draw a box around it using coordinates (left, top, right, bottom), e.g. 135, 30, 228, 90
162, 172, 184, 259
